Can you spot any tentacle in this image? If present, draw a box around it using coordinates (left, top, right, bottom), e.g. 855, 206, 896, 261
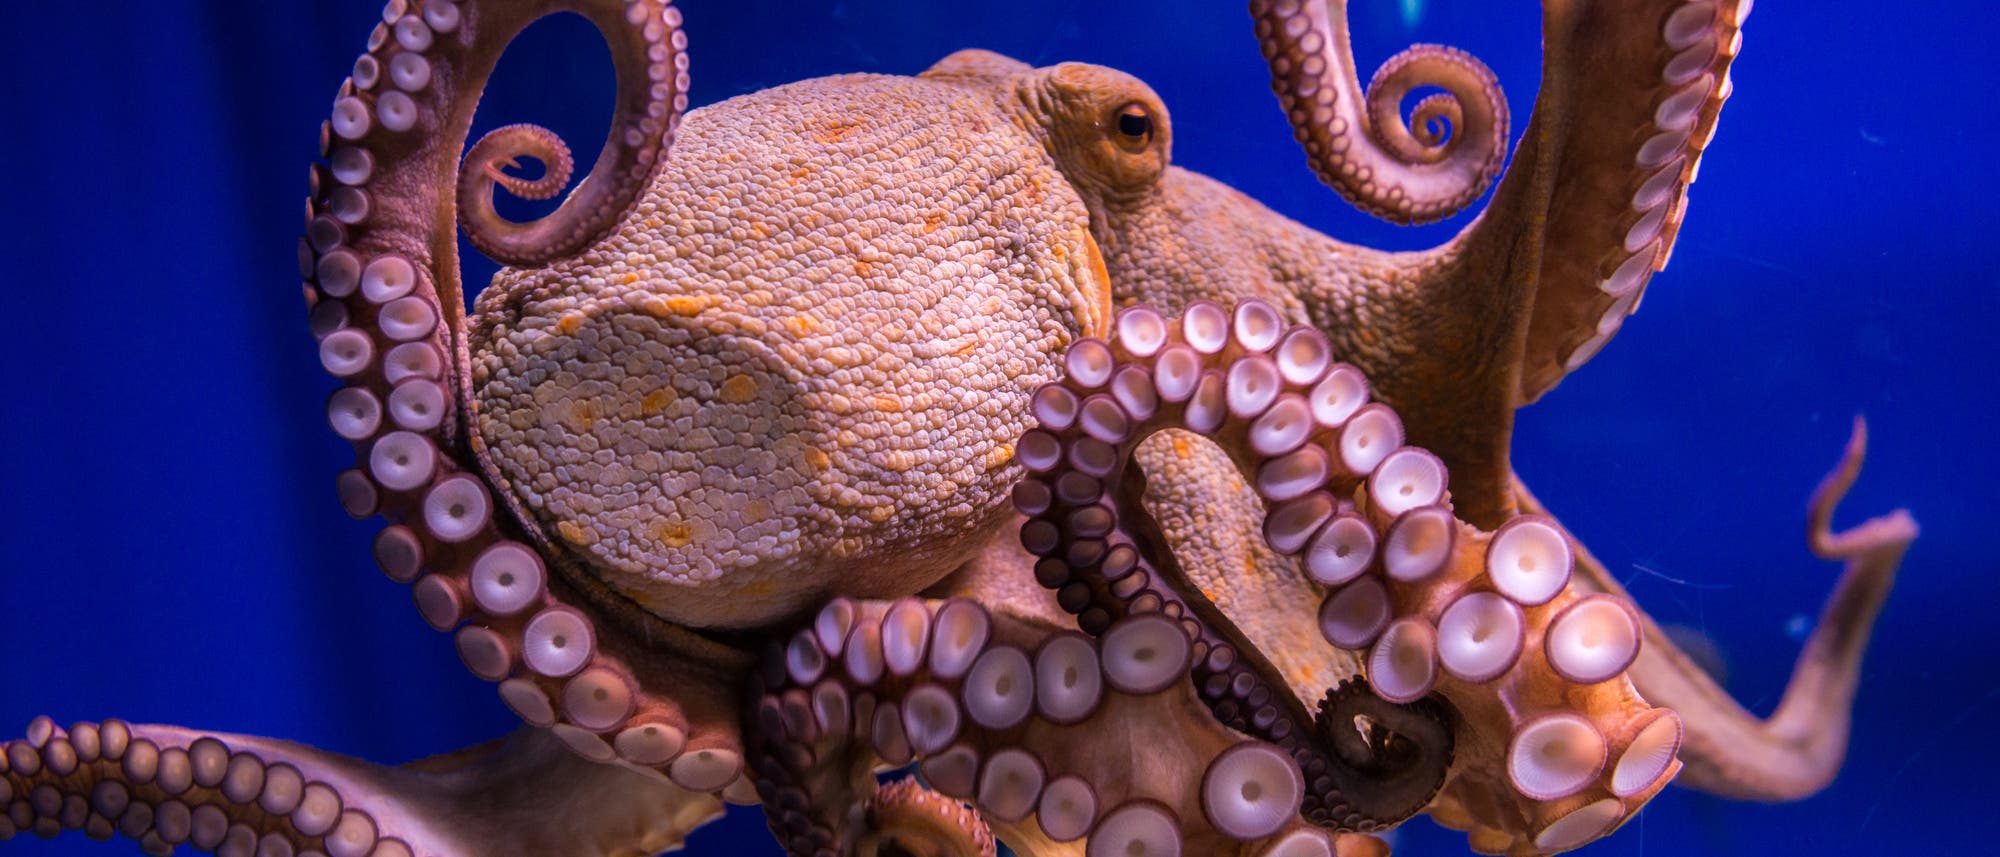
446, 2, 686, 268
1011, 301, 1456, 829
745, 597, 1377, 857
462, 123, 575, 203
1250, 0, 1508, 224
1313, 679, 1453, 824
1011, 301, 1684, 852
0, 719, 722, 856
860, 779, 996, 857
1435, 0, 1751, 402
304, 0, 749, 788
1518, 416, 1916, 801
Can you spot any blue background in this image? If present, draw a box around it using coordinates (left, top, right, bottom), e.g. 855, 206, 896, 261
1, 1, 1993, 854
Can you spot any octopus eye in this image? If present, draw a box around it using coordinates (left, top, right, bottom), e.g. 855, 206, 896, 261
1113, 103, 1152, 150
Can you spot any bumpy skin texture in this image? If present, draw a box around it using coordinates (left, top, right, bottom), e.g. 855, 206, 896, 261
468, 66, 1110, 628
2, 2, 1919, 857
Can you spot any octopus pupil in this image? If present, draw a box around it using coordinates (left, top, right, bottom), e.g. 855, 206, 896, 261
1117, 110, 1150, 139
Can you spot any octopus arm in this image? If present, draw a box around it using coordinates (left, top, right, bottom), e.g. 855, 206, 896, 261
307, 0, 684, 489
0, 720, 723, 855
305, 0, 760, 788
1512, 417, 1916, 801
745, 597, 1385, 857
1250, 0, 1509, 226
1445, 0, 1750, 404
941, 304, 1688, 854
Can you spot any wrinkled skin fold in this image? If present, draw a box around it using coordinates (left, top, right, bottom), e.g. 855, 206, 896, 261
3, 1, 1915, 856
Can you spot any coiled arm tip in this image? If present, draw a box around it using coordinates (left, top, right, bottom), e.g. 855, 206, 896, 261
1251, 0, 1508, 225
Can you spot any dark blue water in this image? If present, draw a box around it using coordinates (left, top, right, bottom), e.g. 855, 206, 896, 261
1, 2, 1991, 855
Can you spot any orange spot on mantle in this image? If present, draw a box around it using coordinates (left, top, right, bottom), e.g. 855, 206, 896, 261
719, 375, 760, 404
649, 519, 694, 549
641, 388, 676, 416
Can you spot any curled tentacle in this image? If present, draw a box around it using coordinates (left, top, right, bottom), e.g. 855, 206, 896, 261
1313, 679, 1453, 824
1015, 301, 1682, 852
859, 779, 997, 857
448, 3, 687, 268
456, 117, 610, 264
1250, 0, 1508, 224
1527, 416, 1915, 802
0, 719, 722, 856
1364, 47, 1484, 168
1401, 92, 1460, 154
304, 0, 748, 785
462, 123, 576, 206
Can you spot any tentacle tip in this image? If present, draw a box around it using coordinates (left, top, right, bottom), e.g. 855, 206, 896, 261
1805, 415, 1917, 559
1877, 508, 1921, 543
1806, 506, 1917, 561
1840, 414, 1871, 466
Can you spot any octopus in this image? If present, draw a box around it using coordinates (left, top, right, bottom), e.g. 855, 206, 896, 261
0, 1, 1917, 857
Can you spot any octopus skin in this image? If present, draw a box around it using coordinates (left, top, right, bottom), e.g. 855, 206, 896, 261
0, 1, 1917, 857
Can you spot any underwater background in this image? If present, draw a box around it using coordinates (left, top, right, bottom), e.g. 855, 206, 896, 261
1, 1, 1993, 854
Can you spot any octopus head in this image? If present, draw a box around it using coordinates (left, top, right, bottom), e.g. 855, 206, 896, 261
921, 51, 1171, 189
925, 51, 1431, 405
464, 57, 1120, 630
1015, 57, 1175, 201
